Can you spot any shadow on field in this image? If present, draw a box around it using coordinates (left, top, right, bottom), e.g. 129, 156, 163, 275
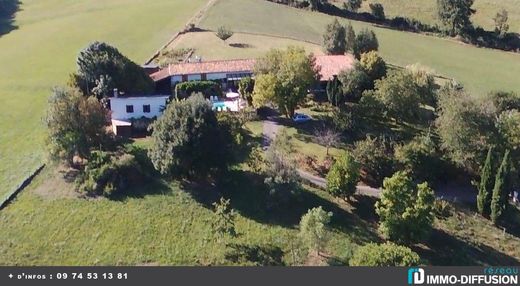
225, 243, 285, 266
186, 169, 381, 245
412, 229, 520, 266
0, 0, 20, 37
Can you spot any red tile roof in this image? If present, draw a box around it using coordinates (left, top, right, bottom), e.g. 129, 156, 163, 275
150, 55, 355, 82
314, 54, 355, 81
150, 59, 256, 81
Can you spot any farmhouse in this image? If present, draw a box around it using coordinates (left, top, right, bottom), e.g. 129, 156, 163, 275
150, 54, 355, 93
109, 90, 169, 136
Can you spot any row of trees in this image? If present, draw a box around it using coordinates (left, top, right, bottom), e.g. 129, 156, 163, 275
322, 18, 378, 58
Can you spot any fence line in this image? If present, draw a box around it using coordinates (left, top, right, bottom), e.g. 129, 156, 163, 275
0, 164, 46, 211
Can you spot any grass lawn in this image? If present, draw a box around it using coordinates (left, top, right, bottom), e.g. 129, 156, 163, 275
199, 0, 520, 98
166, 31, 323, 61
359, 0, 520, 33
0, 0, 208, 199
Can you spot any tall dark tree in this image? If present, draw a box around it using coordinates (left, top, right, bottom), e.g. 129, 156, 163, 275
353, 29, 379, 59
477, 148, 494, 216
369, 3, 385, 20
345, 23, 357, 53
326, 76, 344, 106
436, 0, 475, 36
494, 9, 509, 38
490, 150, 510, 224
323, 18, 347, 55
71, 42, 154, 98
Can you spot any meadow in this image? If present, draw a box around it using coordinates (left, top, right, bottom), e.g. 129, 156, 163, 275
0, 0, 207, 198
359, 0, 520, 33
199, 0, 520, 98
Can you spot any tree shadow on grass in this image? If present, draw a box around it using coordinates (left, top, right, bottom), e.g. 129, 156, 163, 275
225, 243, 285, 266
0, 0, 20, 37
412, 229, 520, 266
209, 169, 381, 245
229, 43, 254, 49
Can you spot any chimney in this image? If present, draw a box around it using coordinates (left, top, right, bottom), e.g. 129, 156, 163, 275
113, 88, 118, 98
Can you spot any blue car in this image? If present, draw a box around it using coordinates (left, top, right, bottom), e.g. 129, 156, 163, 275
293, 113, 312, 123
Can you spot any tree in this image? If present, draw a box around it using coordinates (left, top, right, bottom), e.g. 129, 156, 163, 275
238, 77, 254, 106
344, 0, 362, 13
490, 150, 510, 224
212, 197, 237, 242
45, 87, 108, 165
369, 3, 385, 20
314, 125, 341, 156
149, 94, 230, 178
326, 152, 360, 201
360, 51, 387, 82
70, 42, 154, 98
352, 136, 394, 186
494, 9, 509, 38
498, 110, 520, 150
353, 29, 379, 59
349, 242, 420, 266
477, 148, 494, 216
253, 47, 319, 117
371, 70, 424, 122
326, 76, 344, 106
375, 171, 435, 244
406, 63, 437, 107
309, 0, 326, 11
216, 26, 234, 42
436, 0, 475, 36
337, 63, 370, 101
345, 23, 357, 53
299, 207, 333, 255
323, 18, 347, 55
435, 85, 499, 173
394, 133, 443, 183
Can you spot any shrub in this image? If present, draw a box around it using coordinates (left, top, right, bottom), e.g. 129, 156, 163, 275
174, 81, 221, 99
349, 242, 420, 266
211, 197, 237, 242
343, 0, 362, 12
326, 152, 360, 201
352, 136, 394, 186
77, 151, 145, 197
434, 198, 453, 218
376, 171, 435, 244
299, 207, 333, 254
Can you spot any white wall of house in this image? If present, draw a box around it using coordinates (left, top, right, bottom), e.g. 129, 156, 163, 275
110, 96, 169, 120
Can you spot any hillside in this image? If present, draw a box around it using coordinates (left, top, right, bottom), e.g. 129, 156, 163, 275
199, 0, 520, 98
359, 0, 520, 33
0, 0, 207, 198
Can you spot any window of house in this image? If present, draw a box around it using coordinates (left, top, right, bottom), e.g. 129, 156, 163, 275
126, 105, 134, 113
143, 105, 151, 113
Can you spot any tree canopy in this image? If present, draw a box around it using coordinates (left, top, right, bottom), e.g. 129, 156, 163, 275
253, 47, 319, 117
376, 171, 435, 244
323, 18, 347, 55
71, 42, 154, 98
350, 242, 420, 266
437, 0, 475, 36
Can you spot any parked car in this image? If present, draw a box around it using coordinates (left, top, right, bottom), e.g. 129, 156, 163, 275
293, 113, 312, 123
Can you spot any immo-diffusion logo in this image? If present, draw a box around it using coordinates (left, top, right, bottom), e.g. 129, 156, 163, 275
408, 268, 425, 285
407, 267, 518, 285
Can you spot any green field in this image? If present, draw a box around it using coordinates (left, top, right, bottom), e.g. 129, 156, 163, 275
166, 31, 323, 60
0, 0, 207, 198
359, 0, 520, 33
199, 0, 520, 98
